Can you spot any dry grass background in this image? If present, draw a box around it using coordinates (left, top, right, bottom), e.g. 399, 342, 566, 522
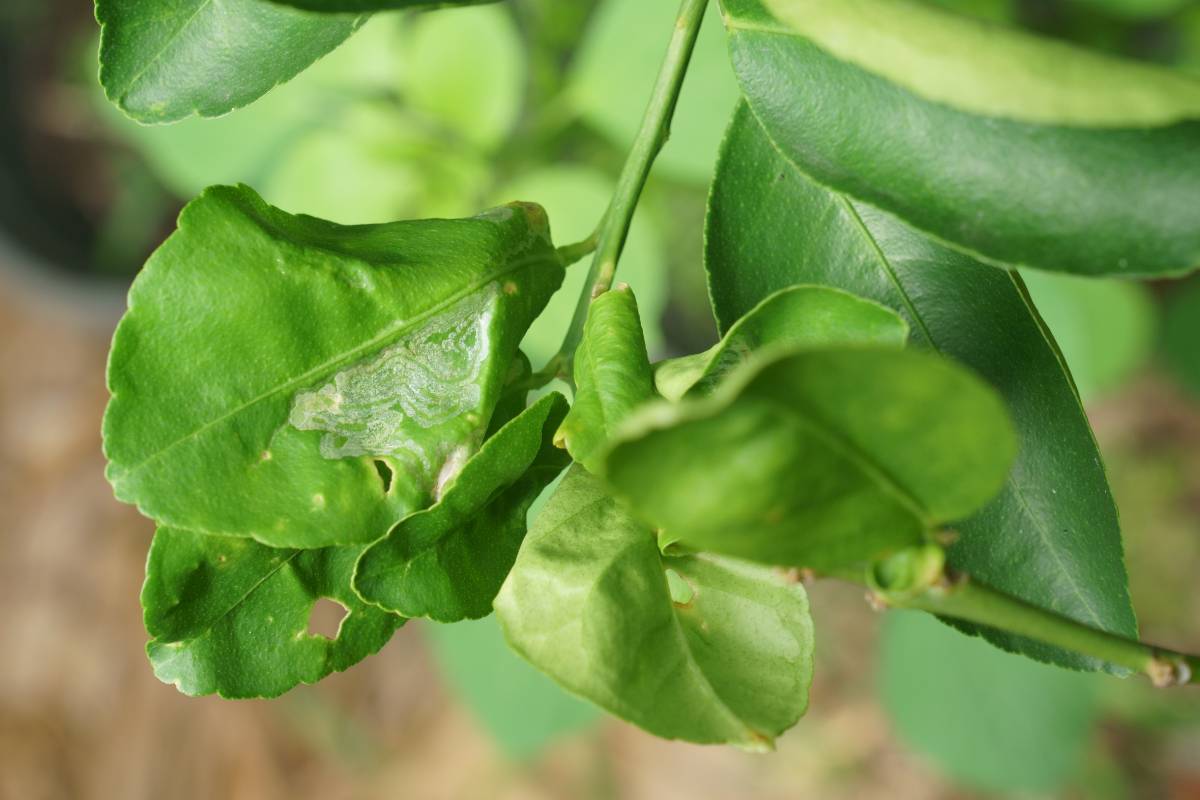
1, 270, 1198, 800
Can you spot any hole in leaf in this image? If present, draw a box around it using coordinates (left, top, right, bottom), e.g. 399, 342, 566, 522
308, 597, 349, 639
665, 568, 695, 608
374, 459, 394, 493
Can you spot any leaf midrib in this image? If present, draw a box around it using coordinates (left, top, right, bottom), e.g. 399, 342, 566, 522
737, 102, 1108, 630
152, 542, 301, 644
116, 0, 214, 103
582, 530, 763, 744
112, 252, 555, 484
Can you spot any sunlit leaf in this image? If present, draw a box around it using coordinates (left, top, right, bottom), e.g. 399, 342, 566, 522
353, 393, 571, 622
496, 467, 814, 747
104, 186, 564, 548
706, 102, 1139, 670
556, 287, 654, 473
606, 347, 1016, 571
96, 0, 365, 123
654, 285, 908, 402
144, 528, 403, 698
721, 0, 1200, 276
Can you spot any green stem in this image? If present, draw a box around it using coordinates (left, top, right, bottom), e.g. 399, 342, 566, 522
556, 0, 710, 371
868, 547, 1198, 687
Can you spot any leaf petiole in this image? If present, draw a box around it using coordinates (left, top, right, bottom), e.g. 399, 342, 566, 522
867, 546, 1200, 687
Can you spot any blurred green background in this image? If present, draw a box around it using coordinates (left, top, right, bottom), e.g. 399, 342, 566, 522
0, 0, 1198, 798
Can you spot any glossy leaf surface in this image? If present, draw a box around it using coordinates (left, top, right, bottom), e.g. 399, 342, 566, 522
96, 0, 364, 124
496, 467, 814, 747
144, 528, 403, 698
705, 103, 1137, 668
353, 393, 571, 622
104, 186, 563, 548
721, 0, 1200, 276
556, 287, 654, 473
606, 347, 1016, 571
654, 285, 908, 402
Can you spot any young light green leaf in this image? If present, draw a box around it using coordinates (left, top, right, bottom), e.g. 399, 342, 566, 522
143, 527, 403, 699
654, 285, 908, 402
424, 616, 601, 760
720, 0, 1200, 276
740, 0, 1200, 126
495, 467, 814, 748
605, 347, 1016, 571
556, 287, 654, 473
352, 393, 571, 622
705, 102, 1138, 670
104, 185, 564, 549
96, 0, 365, 124
881, 611, 1100, 793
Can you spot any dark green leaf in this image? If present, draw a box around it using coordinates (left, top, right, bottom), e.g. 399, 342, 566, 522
720, 0, 1200, 276
881, 610, 1099, 793
654, 285, 908, 402
104, 186, 564, 549
353, 393, 571, 622
96, 0, 365, 124
424, 616, 601, 759
705, 102, 1138, 669
143, 527, 403, 698
606, 347, 1016, 571
557, 287, 654, 473
495, 467, 814, 747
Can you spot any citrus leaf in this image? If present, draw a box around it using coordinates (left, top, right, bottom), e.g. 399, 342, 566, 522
720, 0, 1200, 276
104, 185, 564, 549
735, 0, 1200, 126
654, 285, 908, 402
705, 102, 1138, 670
353, 393, 571, 622
495, 466, 814, 748
556, 287, 654, 473
605, 347, 1016, 571
95, 0, 366, 124
143, 527, 403, 698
